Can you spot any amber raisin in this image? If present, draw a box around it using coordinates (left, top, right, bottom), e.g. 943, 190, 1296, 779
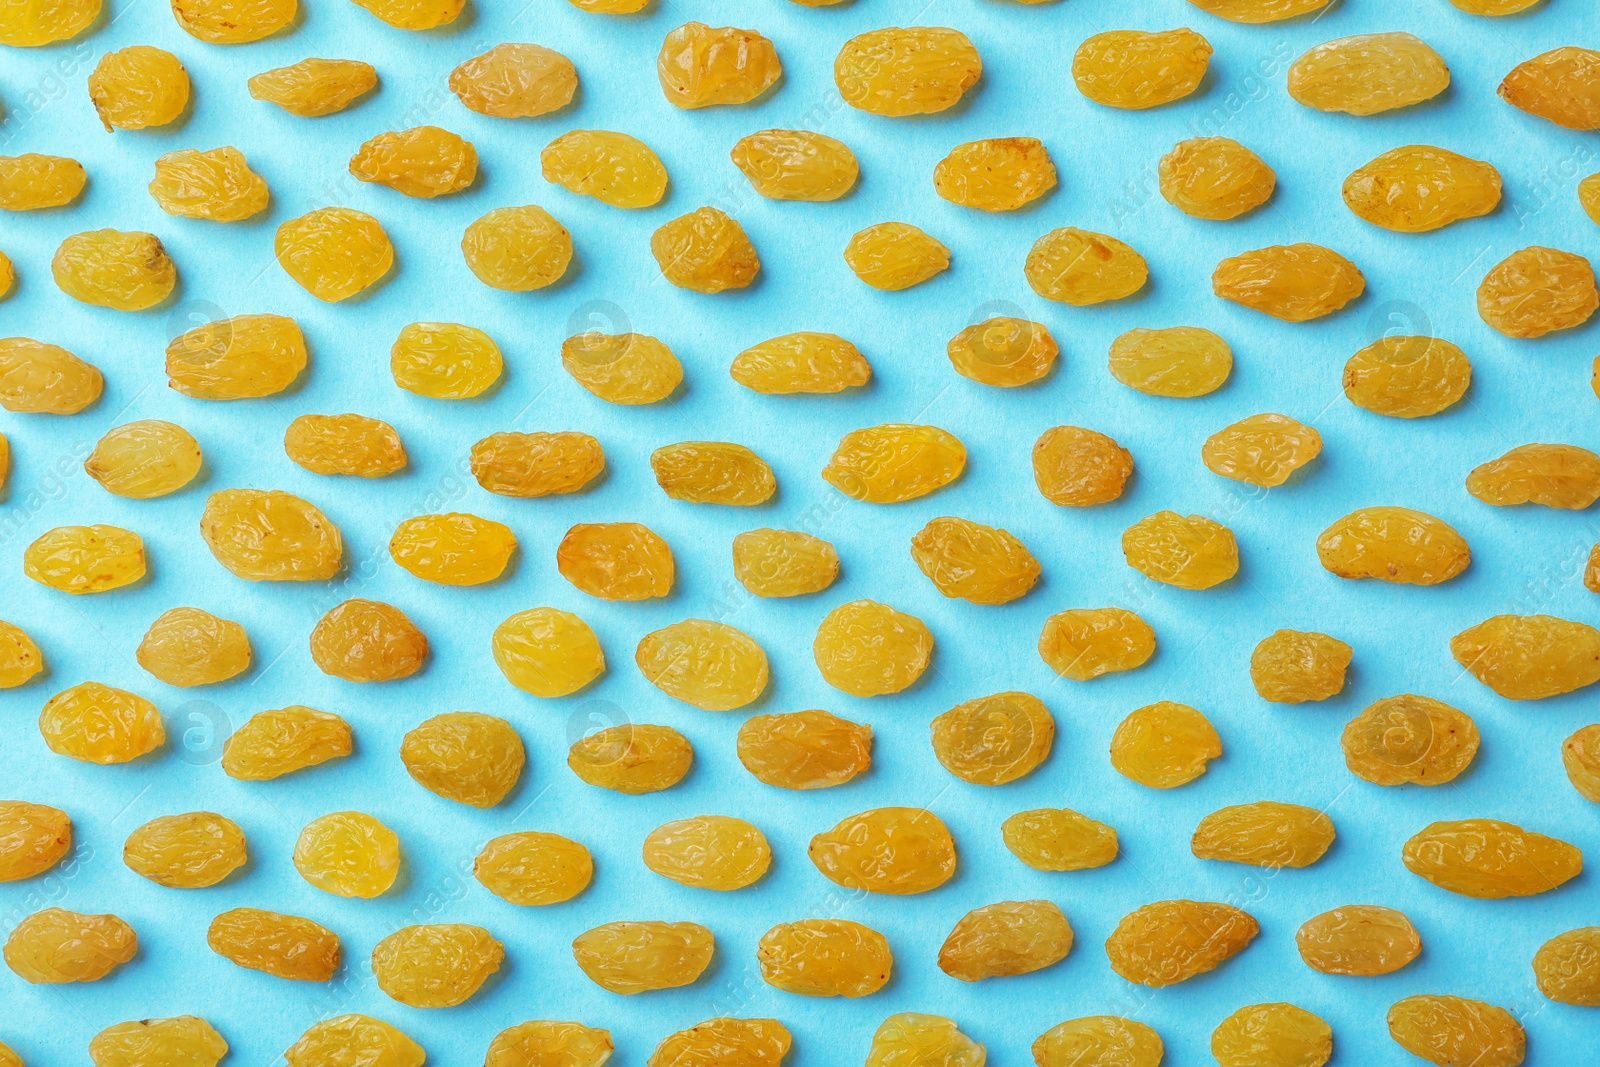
658, 22, 781, 108
733, 130, 858, 202
285, 414, 406, 477
275, 208, 393, 302
1344, 146, 1501, 233
52, 229, 176, 311
1001, 808, 1118, 872
474, 832, 593, 905
391, 513, 516, 586
1477, 246, 1599, 338
450, 44, 576, 118
1564, 724, 1600, 802
571, 921, 714, 993
758, 919, 891, 997
1387, 995, 1525, 1067
1072, 29, 1211, 110
351, 127, 476, 197
1159, 137, 1275, 220
1288, 33, 1450, 116
1104, 900, 1258, 987
934, 138, 1056, 212
310, 599, 427, 682
569, 723, 692, 794
293, 811, 400, 898
910, 517, 1040, 604
1450, 613, 1600, 699
86, 420, 202, 498
248, 59, 377, 117
1214, 244, 1365, 321
636, 619, 768, 710
1123, 511, 1238, 589
1211, 1004, 1331, 1067
0, 801, 71, 882
1250, 630, 1351, 703
1026, 228, 1147, 305
1500, 48, 1600, 131
0, 154, 86, 210
809, 807, 955, 895
814, 599, 932, 696
1316, 507, 1469, 585
372, 924, 503, 1008
1110, 701, 1221, 788
1295, 905, 1421, 976
542, 131, 668, 209
652, 441, 775, 504
39, 682, 164, 763
136, 607, 251, 687
651, 208, 759, 292
1342, 695, 1478, 786
25, 525, 146, 595
931, 692, 1053, 785
493, 607, 605, 697
4, 908, 136, 983
88, 47, 190, 132
1202, 413, 1321, 486
171, 0, 294, 43
0, 620, 39, 690
844, 223, 950, 290
285, 1016, 424, 1067
123, 812, 247, 888
472, 432, 603, 496
732, 529, 839, 598
1033, 1017, 1163, 1067
642, 815, 771, 891
0, 338, 101, 413
207, 908, 340, 982
486, 1023, 612, 1067
1191, 801, 1335, 868
1467, 443, 1600, 509
1038, 607, 1155, 681
1403, 818, 1582, 898
401, 712, 524, 808
0, 0, 100, 46
89, 1017, 228, 1067
1533, 927, 1600, 1006
649, 1018, 791, 1067
938, 899, 1072, 982
835, 27, 981, 116
732, 333, 871, 394
562, 331, 681, 402
737, 710, 871, 790
167, 315, 307, 399
1343, 335, 1471, 418
221, 707, 351, 780
947, 317, 1058, 387
824, 424, 965, 503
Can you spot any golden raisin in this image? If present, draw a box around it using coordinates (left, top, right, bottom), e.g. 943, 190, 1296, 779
88, 47, 190, 132
1500, 47, 1600, 130
810, 807, 956, 895
1032, 426, 1133, 506
1001, 809, 1118, 872
136, 607, 251, 687
52, 229, 176, 311
1343, 695, 1479, 787
1533, 928, 1600, 1006
1110, 701, 1221, 789
835, 27, 981, 116
1344, 146, 1501, 233
733, 130, 858, 202
1122, 511, 1238, 589
372, 924, 503, 1008
4, 908, 136, 983
167, 314, 307, 399
1343, 335, 1471, 417
1316, 507, 1469, 585
558, 522, 673, 600
1468, 443, 1600, 508
1109, 326, 1232, 397
571, 921, 714, 994
934, 138, 1056, 212
658, 22, 781, 108
474, 832, 593, 905
1477, 246, 1599, 338
248, 59, 377, 117
1188, 0, 1329, 21
1072, 29, 1211, 110
24, 526, 145, 594
843, 223, 950, 290
866, 1015, 984, 1067
939, 900, 1072, 982
89, 1017, 228, 1067
1211, 1004, 1331, 1067
1582, 173, 1600, 225
931, 692, 1053, 785
1564, 724, 1600, 801
171, 0, 295, 43
310, 599, 427, 682
285, 1016, 424, 1067
462, 205, 572, 290
392, 322, 502, 398
824, 424, 965, 503
202, 489, 341, 580
293, 811, 400, 898
348, 0, 461, 29
568, 723, 692, 794
0, 801, 71, 881
1191, 802, 1335, 868
652, 441, 774, 504
1455, 0, 1542, 10
207, 908, 340, 982
1159, 137, 1275, 220
222, 707, 351, 780
814, 599, 933, 696
737, 710, 871, 790
732, 529, 839, 598
0, 154, 86, 210
0, 620, 40, 689
910, 517, 1039, 605
123, 812, 247, 888
486, 1023, 612, 1067
948, 317, 1057, 387
643, 815, 771, 890
562, 331, 681, 402
758, 919, 891, 997
86, 420, 202, 498
542, 131, 668, 209
1202, 413, 1321, 486
1387, 995, 1525, 1067
1213, 243, 1365, 321
275, 208, 394, 302
285, 414, 406, 477
1295, 905, 1421, 976
1025, 227, 1148, 305
651, 208, 759, 292
450, 44, 577, 118
636, 619, 768, 710
391, 513, 516, 586
351, 127, 477, 197
1104, 900, 1258, 987
1403, 818, 1582, 898
493, 607, 605, 697
1250, 630, 1351, 703
401, 712, 524, 807
1033, 1017, 1163, 1067
472, 431, 603, 495
732, 333, 872, 394
1450, 613, 1600, 699
649, 1019, 791, 1067
0, 0, 100, 46
1038, 607, 1155, 681
1288, 33, 1450, 116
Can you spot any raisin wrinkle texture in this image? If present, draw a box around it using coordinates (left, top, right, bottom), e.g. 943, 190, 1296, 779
835, 27, 981, 117
1387, 995, 1525, 1067
1072, 29, 1211, 110
809, 807, 956, 895
1105, 900, 1258, 987
1403, 818, 1582, 898
1316, 507, 1469, 585
1288, 33, 1450, 116
1450, 613, 1600, 699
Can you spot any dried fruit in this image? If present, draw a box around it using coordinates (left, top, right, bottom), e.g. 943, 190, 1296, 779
136, 607, 251, 687
1343, 335, 1471, 417
737, 710, 871, 790
4, 908, 136, 983
451, 43, 576, 118
947, 317, 1058, 387
732, 333, 872, 394
658, 22, 781, 108
1108, 326, 1231, 398
207, 908, 340, 981
372, 924, 502, 1008
1296, 905, 1421, 976
1191, 802, 1335, 868
1533, 927, 1600, 1005
351, 127, 477, 197
123, 812, 247, 888
1342, 695, 1479, 786
391, 513, 516, 586
1403, 819, 1582, 898
0, 0, 100, 45
651, 208, 759, 292
809, 807, 955, 895
293, 811, 400, 898
222, 707, 351, 780
569, 723, 692, 794
939, 900, 1072, 982
1450, 614, 1600, 699
814, 599, 933, 696
463, 205, 572, 290
285, 414, 406, 477
1501, 48, 1600, 130
493, 607, 605, 697
1477, 246, 1599, 338
53, 229, 176, 311
1564, 724, 1600, 801
931, 692, 1053, 785
89, 1017, 228, 1067
835, 27, 981, 116
636, 619, 768, 710
1288, 33, 1450, 115
866, 1014, 984, 1067
1159, 137, 1275, 220
557, 522, 672, 601
275, 208, 393, 302
0, 154, 86, 210
911, 517, 1040, 605
0, 257, 11, 300
86, 420, 202, 498
474, 832, 593, 905
562, 331, 681, 402
0, 1043, 16, 1067
392, 322, 502, 398
88, 47, 190, 131
171, 0, 294, 42
1316, 507, 1469, 585
1072, 29, 1211, 109
286, 1017, 423, 1067
40, 682, 163, 763
0, 621, 42, 689
732, 529, 839, 598
1387, 996, 1525, 1067
202, 489, 340, 580
1025, 228, 1148, 305
542, 131, 667, 208
348, 0, 461, 29
1212, 1004, 1331, 1067
0, 338, 102, 413
733, 130, 858, 202
472, 432, 602, 495
1455, 0, 1542, 10
401, 712, 524, 807
643, 815, 771, 890
24, 525, 146, 594
651, 441, 774, 504
1105, 900, 1258, 987
1038, 608, 1155, 681
934, 138, 1056, 212
167, 314, 307, 399
0, 801, 70, 881
1203, 413, 1321, 487
649, 1019, 791, 1067
571, 921, 714, 993
824, 424, 965, 502
1251, 630, 1351, 703
1123, 511, 1238, 589
486, 1023, 612, 1067
1468, 443, 1600, 508
1110, 702, 1221, 788
248, 59, 377, 116
1188, 0, 1329, 20
1344, 147, 1501, 233
1582, 174, 1600, 225
310, 599, 428, 682
1002, 809, 1118, 872
1031, 426, 1133, 506
844, 223, 950, 290
758, 919, 891, 997
1032, 1017, 1163, 1067
1213, 244, 1365, 321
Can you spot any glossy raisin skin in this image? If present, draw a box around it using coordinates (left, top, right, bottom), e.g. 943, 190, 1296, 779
136, 607, 250, 687
651, 208, 759, 292
1250, 630, 1351, 703
1500, 47, 1600, 131
1033, 1017, 1163, 1067
171, 0, 295, 43
351, 127, 477, 198
758, 919, 891, 997
473, 432, 603, 496
309, 599, 428, 683
1038, 608, 1156, 681
1565, 724, 1600, 802
1110, 702, 1221, 789
935, 138, 1056, 212
39, 682, 164, 764
293, 811, 401, 898
0, 621, 43, 690
732, 530, 839, 598
391, 513, 516, 586
635, 619, 768, 710
371, 924, 504, 1008
642, 815, 771, 890
401, 712, 524, 808
1288, 33, 1450, 115
450, 43, 577, 118
732, 333, 871, 394
222, 707, 351, 780
814, 600, 933, 696
0, 338, 102, 413
1387, 995, 1525, 1067
835, 27, 981, 117
1477, 246, 1599, 338
1342, 695, 1479, 786
652, 441, 774, 504
1159, 137, 1275, 220
0, 0, 101, 46
167, 315, 307, 400
824, 424, 965, 503
1467, 443, 1600, 509
286, 414, 406, 477
571, 921, 714, 994
543, 131, 668, 209
930, 691, 1053, 785
201, 489, 341, 580
1211, 1004, 1331, 1067
24, 525, 146, 594
486, 1023, 612, 1067
394, 322, 502, 399
1002, 808, 1118, 872
1033, 426, 1133, 505
474, 832, 592, 905
568, 724, 692, 794
207, 908, 341, 981
1344, 146, 1501, 233
285, 1016, 424, 1067
737, 710, 871, 790
1533, 927, 1600, 1006
1213, 243, 1365, 321
149, 145, 272, 220
1295, 905, 1421, 976
559, 522, 673, 600
911, 517, 1040, 605
563, 331, 681, 402
1122, 511, 1238, 590
948, 317, 1058, 387
88, 1016, 228, 1067
4, 908, 137, 984
1104, 900, 1258, 987
88, 47, 190, 132
1316, 507, 1469, 585
1343, 336, 1471, 418
1450, 614, 1600, 699
248, 59, 377, 116
0, 801, 71, 882
866, 1014, 985, 1067
123, 811, 247, 888
844, 223, 950, 290
1191, 802, 1336, 868
657, 22, 781, 108
1189, 0, 1329, 21
1403, 818, 1582, 898
733, 130, 859, 202
275, 208, 394, 302
938, 899, 1073, 982
52, 229, 177, 312
649, 1018, 791, 1067
1072, 29, 1211, 109
1026, 228, 1148, 305
494, 607, 606, 698
86, 420, 203, 498
1201, 413, 1321, 487
809, 807, 956, 895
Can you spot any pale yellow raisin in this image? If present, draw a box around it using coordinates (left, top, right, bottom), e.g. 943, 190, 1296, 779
136, 607, 251, 687
0, 620, 44, 689
149, 147, 270, 222
462, 206, 572, 291
309, 599, 427, 682
275, 208, 394, 302
24, 525, 145, 594
651, 208, 759, 292
910, 517, 1040, 604
1213, 244, 1365, 322
1296, 905, 1421, 976
123, 812, 247, 888
844, 223, 950, 290
0, 154, 86, 210
248, 59, 377, 117
1026, 228, 1148, 305
809, 807, 956, 895
562, 331, 681, 402
642, 815, 771, 890
167, 315, 307, 400
658, 22, 781, 108
568, 724, 691, 794
824, 424, 965, 503
814, 599, 932, 696
450, 44, 577, 118
4, 908, 136, 983
542, 131, 668, 209
1288, 33, 1451, 116
200, 489, 341, 580
493, 607, 605, 697
934, 138, 1057, 212
285, 414, 406, 477
636, 619, 768, 710
652, 441, 775, 504
1122, 511, 1238, 589
1191, 801, 1336, 868
1073, 29, 1212, 110
571, 921, 714, 993
835, 27, 981, 117
88, 47, 190, 132
1038, 608, 1155, 681
931, 692, 1053, 785
732, 333, 872, 394
293, 811, 400, 898
737, 710, 871, 790
85, 420, 202, 498
1001, 809, 1118, 872
732, 529, 839, 598
52, 229, 176, 312
1109, 326, 1232, 397
1342, 695, 1479, 786
948, 317, 1057, 387
472, 432, 603, 496
474, 832, 593, 905
221, 707, 351, 780
1110, 702, 1221, 788
938, 899, 1072, 982
89, 1017, 228, 1067
1104, 900, 1258, 987
758, 919, 891, 998
351, 127, 477, 198
390, 513, 517, 586
733, 129, 858, 202
558, 522, 674, 600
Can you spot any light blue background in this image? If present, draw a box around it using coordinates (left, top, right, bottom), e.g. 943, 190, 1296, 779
3, 0, 1599, 1063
